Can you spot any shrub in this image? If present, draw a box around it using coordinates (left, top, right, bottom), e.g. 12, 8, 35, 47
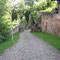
0, 0, 10, 43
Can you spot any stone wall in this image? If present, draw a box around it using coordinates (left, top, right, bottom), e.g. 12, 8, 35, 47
39, 12, 60, 36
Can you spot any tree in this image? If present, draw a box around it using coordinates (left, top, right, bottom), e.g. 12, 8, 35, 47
12, 9, 17, 21
14, 0, 56, 26
0, 0, 10, 42
24, 0, 35, 6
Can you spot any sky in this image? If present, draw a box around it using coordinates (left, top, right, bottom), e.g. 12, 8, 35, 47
9, 0, 24, 5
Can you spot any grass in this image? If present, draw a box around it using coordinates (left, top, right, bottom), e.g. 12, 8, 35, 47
0, 32, 20, 54
32, 32, 60, 50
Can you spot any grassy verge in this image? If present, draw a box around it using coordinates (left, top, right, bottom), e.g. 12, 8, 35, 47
0, 32, 20, 54
32, 32, 60, 50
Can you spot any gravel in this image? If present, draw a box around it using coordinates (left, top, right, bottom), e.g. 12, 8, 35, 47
0, 29, 60, 60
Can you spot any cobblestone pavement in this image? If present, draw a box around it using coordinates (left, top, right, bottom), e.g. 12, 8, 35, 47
0, 30, 60, 60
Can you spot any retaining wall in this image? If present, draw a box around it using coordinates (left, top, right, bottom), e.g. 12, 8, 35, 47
38, 12, 60, 36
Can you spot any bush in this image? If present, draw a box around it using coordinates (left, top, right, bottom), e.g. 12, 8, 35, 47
44, 1, 56, 12
0, 20, 9, 43
0, 0, 10, 43
0, 35, 6, 43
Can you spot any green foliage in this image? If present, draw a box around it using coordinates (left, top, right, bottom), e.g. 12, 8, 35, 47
49, 1, 56, 9
11, 0, 57, 25
44, 1, 56, 12
31, 0, 47, 21
33, 0, 47, 10
13, 20, 17, 28
44, 7, 53, 12
0, 0, 10, 43
0, 35, 6, 43
16, 2, 31, 23
31, 0, 56, 21
31, 10, 38, 21
12, 9, 17, 21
